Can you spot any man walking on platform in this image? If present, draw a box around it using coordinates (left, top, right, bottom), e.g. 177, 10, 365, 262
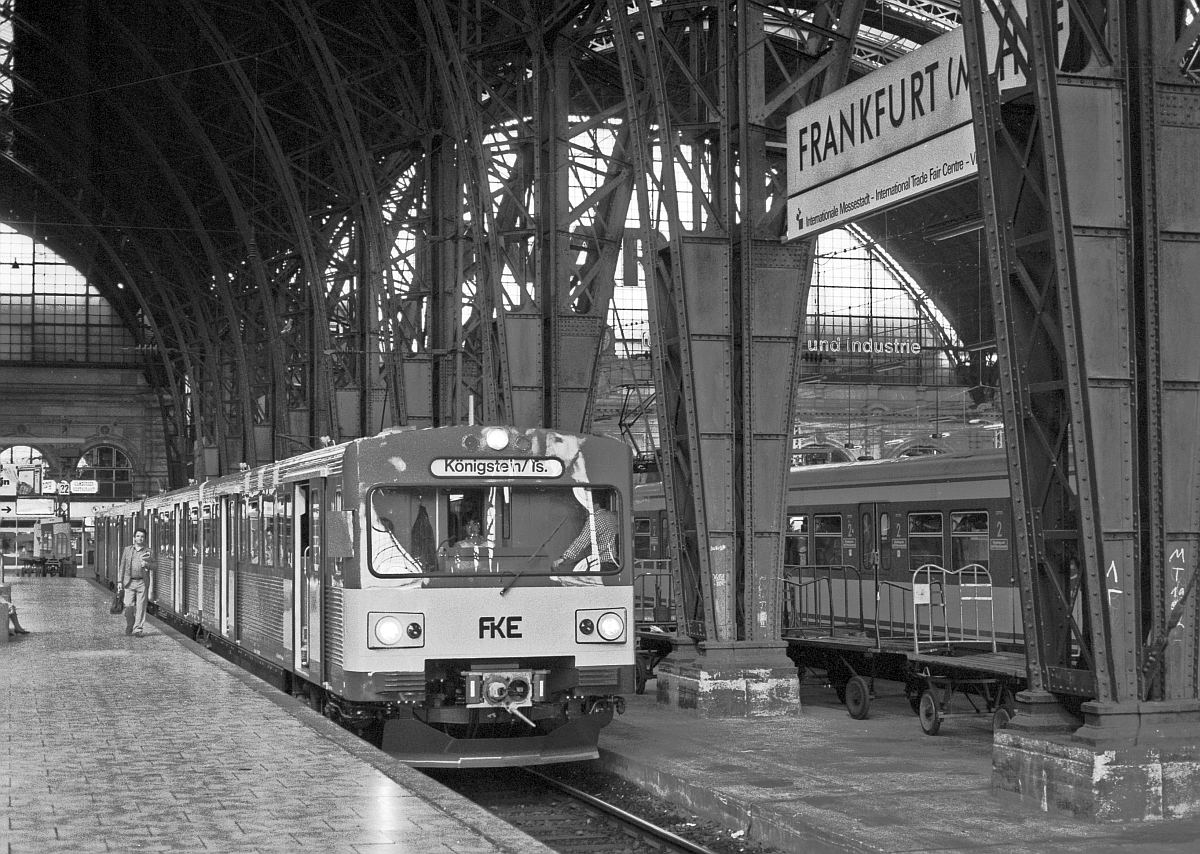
119, 528, 154, 637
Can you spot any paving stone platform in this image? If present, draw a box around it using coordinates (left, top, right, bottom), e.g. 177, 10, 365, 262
591, 673, 1200, 853
0, 576, 552, 854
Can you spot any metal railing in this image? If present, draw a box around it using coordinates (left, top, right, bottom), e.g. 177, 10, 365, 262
780, 564, 866, 636
778, 561, 997, 654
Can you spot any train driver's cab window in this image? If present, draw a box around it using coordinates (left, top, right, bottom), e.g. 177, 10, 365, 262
951, 511, 989, 575
784, 516, 808, 567
908, 512, 944, 572
813, 515, 842, 566
368, 485, 622, 577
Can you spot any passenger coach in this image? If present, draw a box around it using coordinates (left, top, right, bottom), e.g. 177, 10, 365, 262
96, 425, 636, 767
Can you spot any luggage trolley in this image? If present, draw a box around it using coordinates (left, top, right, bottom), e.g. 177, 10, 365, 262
783, 563, 1026, 733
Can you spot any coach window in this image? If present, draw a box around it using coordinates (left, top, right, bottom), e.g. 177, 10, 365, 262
813, 515, 842, 566
202, 504, 216, 558
278, 488, 293, 570
951, 512, 989, 574
908, 512, 944, 572
248, 496, 262, 564
262, 492, 276, 568
784, 516, 808, 567
235, 496, 247, 561
157, 508, 175, 561
186, 505, 200, 557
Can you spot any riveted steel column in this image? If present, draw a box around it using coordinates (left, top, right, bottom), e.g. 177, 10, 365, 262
1132, 0, 1200, 702
969, 0, 1200, 820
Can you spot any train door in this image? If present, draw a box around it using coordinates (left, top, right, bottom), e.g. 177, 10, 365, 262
220, 495, 232, 638
858, 504, 880, 623
293, 481, 321, 678
174, 502, 186, 615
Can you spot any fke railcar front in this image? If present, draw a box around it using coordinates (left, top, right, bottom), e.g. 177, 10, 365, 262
94, 425, 636, 766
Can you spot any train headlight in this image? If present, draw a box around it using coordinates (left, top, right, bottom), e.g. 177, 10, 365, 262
368, 612, 425, 649
374, 616, 404, 646
597, 611, 625, 641
575, 607, 627, 643
484, 427, 510, 450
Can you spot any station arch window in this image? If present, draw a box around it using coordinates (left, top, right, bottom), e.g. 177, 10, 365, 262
75, 445, 134, 500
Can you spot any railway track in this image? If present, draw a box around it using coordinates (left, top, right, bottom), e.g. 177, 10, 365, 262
429, 766, 774, 854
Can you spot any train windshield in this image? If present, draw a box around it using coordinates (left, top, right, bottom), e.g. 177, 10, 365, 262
368, 485, 622, 577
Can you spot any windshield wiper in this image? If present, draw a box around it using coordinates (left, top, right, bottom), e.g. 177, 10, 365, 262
500, 516, 568, 596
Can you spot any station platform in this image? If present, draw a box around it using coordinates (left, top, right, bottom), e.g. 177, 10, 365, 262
588, 681, 1200, 853
0, 576, 551, 854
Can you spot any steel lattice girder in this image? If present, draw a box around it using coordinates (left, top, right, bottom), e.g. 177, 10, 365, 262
964, 0, 1200, 704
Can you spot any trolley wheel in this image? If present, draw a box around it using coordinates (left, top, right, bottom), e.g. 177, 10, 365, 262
918, 690, 942, 736
635, 655, 649, 695
845, 676, 871, 720
992, 686, 1017, 731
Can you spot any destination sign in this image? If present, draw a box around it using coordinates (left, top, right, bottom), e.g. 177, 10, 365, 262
431, 458, 565, 478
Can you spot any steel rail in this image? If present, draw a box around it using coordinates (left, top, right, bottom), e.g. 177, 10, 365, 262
520, 767, 724, 854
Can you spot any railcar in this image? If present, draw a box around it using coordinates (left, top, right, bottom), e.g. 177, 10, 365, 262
96, 425, 636, 766
635, 450, 1036, 730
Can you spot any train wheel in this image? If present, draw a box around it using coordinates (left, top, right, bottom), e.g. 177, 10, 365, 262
635, 655, 648, 695
918, 690, 942, 736
845, 676, 871, 720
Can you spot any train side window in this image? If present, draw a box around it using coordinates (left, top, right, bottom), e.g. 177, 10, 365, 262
813, 514, 842, 566
248, 496, 262, 564
159, 509, 175, 561
278, 489, 293, 570
262, 493, 276, 568
951, 511, 989, 573
908, 512, 944, 572
202, 504, 216, 558
785, 516, 808, 567
183, 505, 197, 557
235, 496, 247, 561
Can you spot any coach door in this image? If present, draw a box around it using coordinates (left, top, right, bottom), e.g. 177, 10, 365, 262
294, 482, 321, 676
858, 504, 882, 622
221, 495, 236, 639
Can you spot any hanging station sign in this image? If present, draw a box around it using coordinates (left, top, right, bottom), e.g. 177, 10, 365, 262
785, 27, 976, 241
784, 3, 1070, 241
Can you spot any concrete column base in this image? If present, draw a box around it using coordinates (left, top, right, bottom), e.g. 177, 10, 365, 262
993, 696, 1200, 821
654, 639, 800, 717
